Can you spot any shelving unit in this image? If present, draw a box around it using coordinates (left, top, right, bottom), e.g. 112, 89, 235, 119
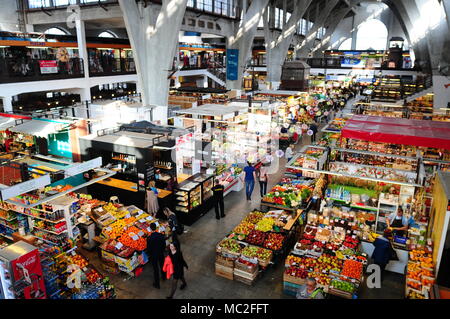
174, 173, 215, 225
376, 193, 399, 234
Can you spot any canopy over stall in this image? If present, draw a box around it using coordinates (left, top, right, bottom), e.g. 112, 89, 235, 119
341, 115, 450, 150
9, 119, 72, 137
174, 104, 248, 120
0, 117, 17, 131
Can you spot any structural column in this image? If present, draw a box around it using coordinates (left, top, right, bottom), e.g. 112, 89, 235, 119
1, 96, 13, 113
226, 0, 270, 90
75, 20, 89, 80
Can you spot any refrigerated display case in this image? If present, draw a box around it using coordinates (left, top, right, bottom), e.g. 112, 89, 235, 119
174, 173, 215, 225
0, 241, 46, 299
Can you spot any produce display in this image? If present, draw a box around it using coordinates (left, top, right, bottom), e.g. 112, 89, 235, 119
330, 162, 417, 184
285, 217, 367, 298
406, 248, 436, 299
262, 180, 313, 208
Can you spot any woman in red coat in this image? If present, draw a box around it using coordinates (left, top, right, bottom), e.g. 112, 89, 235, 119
166, 242, 188, 299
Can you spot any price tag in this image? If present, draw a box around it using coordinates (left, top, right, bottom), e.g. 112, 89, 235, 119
125, 213, 131, 219
105, 226, 112, 232
115, 242, 123, 249
139, 219, 146, 223
147, 227, 152, 232
138, 231, 144, 237
97, 207, 103, 212
146, 216, 153, 221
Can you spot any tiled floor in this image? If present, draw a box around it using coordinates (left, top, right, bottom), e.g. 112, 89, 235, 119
81, 100, 405, 299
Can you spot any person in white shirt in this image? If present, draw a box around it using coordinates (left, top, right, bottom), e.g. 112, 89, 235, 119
285, 145, 294, 163
257, 163, 269, 197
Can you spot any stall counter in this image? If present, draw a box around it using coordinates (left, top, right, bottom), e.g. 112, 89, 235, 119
96, 177, 172, 199
361, 241, 408, 274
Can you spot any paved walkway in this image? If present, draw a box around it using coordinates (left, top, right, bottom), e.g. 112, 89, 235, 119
81, 97, 404, 299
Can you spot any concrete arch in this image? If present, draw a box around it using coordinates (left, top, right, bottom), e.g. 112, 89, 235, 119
98, 30, 119, 38
43, 26, 70, 35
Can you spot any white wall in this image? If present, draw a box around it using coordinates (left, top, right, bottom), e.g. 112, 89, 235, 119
0, 0, 20, 32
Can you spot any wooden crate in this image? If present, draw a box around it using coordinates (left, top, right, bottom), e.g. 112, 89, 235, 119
328, 287, 353, 299
215, 254, 235, 268
215, 262, 234, 280
283, 273, 306, 286
234, 259, 258, 274
234, 268, 258, 286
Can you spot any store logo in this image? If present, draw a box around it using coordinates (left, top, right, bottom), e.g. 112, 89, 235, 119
16, 255, 37, 268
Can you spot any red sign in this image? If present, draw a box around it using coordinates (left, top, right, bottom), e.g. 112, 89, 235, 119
39, 60, 58, 74
11, 248, 46, 299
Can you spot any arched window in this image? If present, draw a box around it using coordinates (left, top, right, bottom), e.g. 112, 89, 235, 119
338, 38, 352, 50
43, 27, 68, 35
98, 31, 117, 38
356, 19, 388, 50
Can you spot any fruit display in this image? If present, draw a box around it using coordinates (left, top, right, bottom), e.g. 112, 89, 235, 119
255, 218, 275, 232
86, 269, 102, 284
243, 210, 266, 224
218, 238, 242, 254
341, 259, 363, 280
285, 266, 308, 279
331, 279, 355, 293
69, 254, 89, 269
233, 221, 255, 235
241, 245, 272, 261
245, 230, 267, 246
118, 227, 147, 251
263, 233, 285, 251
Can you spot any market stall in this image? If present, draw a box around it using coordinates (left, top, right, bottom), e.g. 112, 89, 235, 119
215, 208, 303, 285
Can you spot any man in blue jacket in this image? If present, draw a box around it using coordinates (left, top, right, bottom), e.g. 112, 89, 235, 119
371, 230, 395, 282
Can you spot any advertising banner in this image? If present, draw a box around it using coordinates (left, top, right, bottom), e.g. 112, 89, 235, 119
226, 49, 239, 81
341, 57, 365, 68
38, 60, 58, 74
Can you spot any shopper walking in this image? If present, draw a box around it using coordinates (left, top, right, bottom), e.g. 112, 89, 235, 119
166, 242, 188, 299
212, 179, 225, 219
163, 207, 183, 246
243, 161, 256, 201
285, 145, 294, 163
257, 163, 269, 197
309, 122, 318, 143
146, 223, 167, 289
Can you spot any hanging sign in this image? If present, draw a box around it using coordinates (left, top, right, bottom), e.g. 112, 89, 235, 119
39, 60, 58, 74
226, 49, 239, 81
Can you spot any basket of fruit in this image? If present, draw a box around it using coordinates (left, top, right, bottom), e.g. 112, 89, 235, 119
244, 230, 268, 246
284, 266, 308, 286
329, 279, 355, 299
217, 238, 243, 258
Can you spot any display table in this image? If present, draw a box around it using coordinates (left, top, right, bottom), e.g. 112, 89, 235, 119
361, 241, 408, 274
97, 178, 138, 192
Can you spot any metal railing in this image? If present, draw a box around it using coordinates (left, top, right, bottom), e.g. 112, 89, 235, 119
0, 57, 84, 84
88, 57, 136, 77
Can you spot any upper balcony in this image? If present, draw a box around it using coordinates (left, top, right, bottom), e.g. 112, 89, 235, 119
0, 56, 136, 84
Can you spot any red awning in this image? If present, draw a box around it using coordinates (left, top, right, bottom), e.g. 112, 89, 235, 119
341, 115, 450, 150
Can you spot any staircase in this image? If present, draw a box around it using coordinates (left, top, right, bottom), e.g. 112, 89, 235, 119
174, 62, 226, 88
